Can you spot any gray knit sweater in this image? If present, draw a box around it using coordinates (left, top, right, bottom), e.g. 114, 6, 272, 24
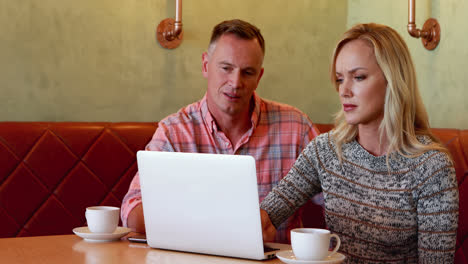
260, 132, 458, 263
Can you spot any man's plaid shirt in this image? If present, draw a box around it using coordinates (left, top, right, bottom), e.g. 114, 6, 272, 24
121, 93, 319, 243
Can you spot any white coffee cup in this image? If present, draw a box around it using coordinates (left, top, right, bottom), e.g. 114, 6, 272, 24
291, 228, 341, 261
85, 206, 120, 233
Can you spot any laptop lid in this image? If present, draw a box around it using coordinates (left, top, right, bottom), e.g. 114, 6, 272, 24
137, 151, 284, 260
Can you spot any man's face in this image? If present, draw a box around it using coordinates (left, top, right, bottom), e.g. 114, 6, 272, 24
202, 34, 264, 119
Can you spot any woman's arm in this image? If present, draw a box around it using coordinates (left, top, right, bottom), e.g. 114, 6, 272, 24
260, 140, 323, 229
416, 155, 458, 262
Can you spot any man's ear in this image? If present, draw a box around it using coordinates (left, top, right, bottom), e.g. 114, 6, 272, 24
255, 68, 265, 90
202, 52, 209, 78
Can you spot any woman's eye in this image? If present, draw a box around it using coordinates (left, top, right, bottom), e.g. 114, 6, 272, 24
335, 78, 343, 84
355, 75, 366, 81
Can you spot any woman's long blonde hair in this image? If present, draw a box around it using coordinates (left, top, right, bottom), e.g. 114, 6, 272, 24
330, 23, 448, 161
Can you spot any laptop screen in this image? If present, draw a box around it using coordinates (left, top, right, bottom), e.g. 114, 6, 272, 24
137, 151, 267, 260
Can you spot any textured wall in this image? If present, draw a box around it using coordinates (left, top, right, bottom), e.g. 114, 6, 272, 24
0, 0, 346, 123
348, 0, 468, 129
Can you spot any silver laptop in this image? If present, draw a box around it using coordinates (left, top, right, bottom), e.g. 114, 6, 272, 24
137, 151, 290, 260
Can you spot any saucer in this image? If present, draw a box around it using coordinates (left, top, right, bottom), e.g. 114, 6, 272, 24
276, 250, 345, 264
72, 226, 131, 242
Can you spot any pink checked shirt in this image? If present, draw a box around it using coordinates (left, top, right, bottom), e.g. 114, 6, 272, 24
121, 93, 319, 243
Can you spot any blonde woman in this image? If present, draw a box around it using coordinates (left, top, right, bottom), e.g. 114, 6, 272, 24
260, 23, 458, 263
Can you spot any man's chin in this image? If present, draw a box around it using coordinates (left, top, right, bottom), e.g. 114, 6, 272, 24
222, 108, 240, 116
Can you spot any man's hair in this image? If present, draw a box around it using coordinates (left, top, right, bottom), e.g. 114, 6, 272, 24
208, 19, 265, 55
329, 23, 448, 161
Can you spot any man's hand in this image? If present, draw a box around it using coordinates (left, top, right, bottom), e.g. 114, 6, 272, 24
260, 209, 277, 242
127, 203, 146, 234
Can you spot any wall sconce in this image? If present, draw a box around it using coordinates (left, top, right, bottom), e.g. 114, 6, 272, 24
407, 0, 440, 50
157, 0, 183, 49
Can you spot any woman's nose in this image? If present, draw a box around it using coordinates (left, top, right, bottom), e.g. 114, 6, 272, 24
339, 80, 352, 97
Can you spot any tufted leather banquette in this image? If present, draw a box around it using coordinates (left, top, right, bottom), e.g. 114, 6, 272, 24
0, 122, 467, 262
0, 122, 157, 237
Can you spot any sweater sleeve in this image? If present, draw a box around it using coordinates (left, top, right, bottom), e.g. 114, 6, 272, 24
260, 140, 323, 228
415, 154, 458, 263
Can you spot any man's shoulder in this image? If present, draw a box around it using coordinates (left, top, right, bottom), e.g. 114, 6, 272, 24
260, 98, 311, 123
159, 100, 203, 127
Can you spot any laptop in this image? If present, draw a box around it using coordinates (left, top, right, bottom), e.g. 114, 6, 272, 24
137, 151, 290, 260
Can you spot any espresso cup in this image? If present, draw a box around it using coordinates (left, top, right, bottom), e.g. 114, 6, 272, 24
85, 206, 120, 233
291, 228, 341, 261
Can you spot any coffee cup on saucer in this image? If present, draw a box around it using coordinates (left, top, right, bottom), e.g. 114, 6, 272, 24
290, 228, 341, 261
85, 206, 120, 233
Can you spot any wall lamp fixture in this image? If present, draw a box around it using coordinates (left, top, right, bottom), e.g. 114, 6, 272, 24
157, 0, 183, 49
408, 0, 440, 50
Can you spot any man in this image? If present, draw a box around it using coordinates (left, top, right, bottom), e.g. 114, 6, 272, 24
121, 19, 319, 243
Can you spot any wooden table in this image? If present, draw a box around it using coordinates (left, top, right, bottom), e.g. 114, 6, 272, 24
0, 233, 284, 264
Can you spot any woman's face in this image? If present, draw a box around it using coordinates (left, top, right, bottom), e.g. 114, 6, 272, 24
335, 39, 388, 127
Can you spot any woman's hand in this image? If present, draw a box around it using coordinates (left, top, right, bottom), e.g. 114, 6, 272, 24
260, 209, 277, 242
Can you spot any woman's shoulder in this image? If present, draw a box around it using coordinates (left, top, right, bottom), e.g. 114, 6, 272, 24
311, 131, 334, 146
304, 131, 337, 157
410, 137, 456, 192
416, 135, 452, 162
402, 136, 454, 178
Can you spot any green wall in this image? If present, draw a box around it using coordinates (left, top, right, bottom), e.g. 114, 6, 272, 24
348, 0, 468, 129
0, 0, 346, 124
1, 0, 466, 129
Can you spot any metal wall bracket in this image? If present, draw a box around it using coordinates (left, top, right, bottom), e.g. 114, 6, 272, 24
156, 0, 183, 49
407, 0, 441, 51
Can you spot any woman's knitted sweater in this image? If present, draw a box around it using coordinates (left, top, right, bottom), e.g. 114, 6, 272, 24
260, 132, 458, 263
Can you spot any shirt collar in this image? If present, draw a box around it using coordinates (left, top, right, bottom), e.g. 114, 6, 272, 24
250, 92, 261, 129
199, 92, 261, 134
199, 94, 215, 133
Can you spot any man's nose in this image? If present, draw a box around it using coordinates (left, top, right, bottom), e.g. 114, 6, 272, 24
229, 71, 243, 88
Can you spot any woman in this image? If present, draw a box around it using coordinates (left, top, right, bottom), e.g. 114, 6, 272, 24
260, 23, 458, 263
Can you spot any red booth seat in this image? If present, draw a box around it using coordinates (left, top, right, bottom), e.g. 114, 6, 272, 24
0, 122, 467, 262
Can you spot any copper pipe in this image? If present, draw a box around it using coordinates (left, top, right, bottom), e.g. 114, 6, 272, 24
408, 0, 428, 38
407, 0, 441, 50
407, 0, 419, 37
156, 0, 183, 49
173, 0, 182, 37
164, 0, 182, 40
163, 0, 182, 41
